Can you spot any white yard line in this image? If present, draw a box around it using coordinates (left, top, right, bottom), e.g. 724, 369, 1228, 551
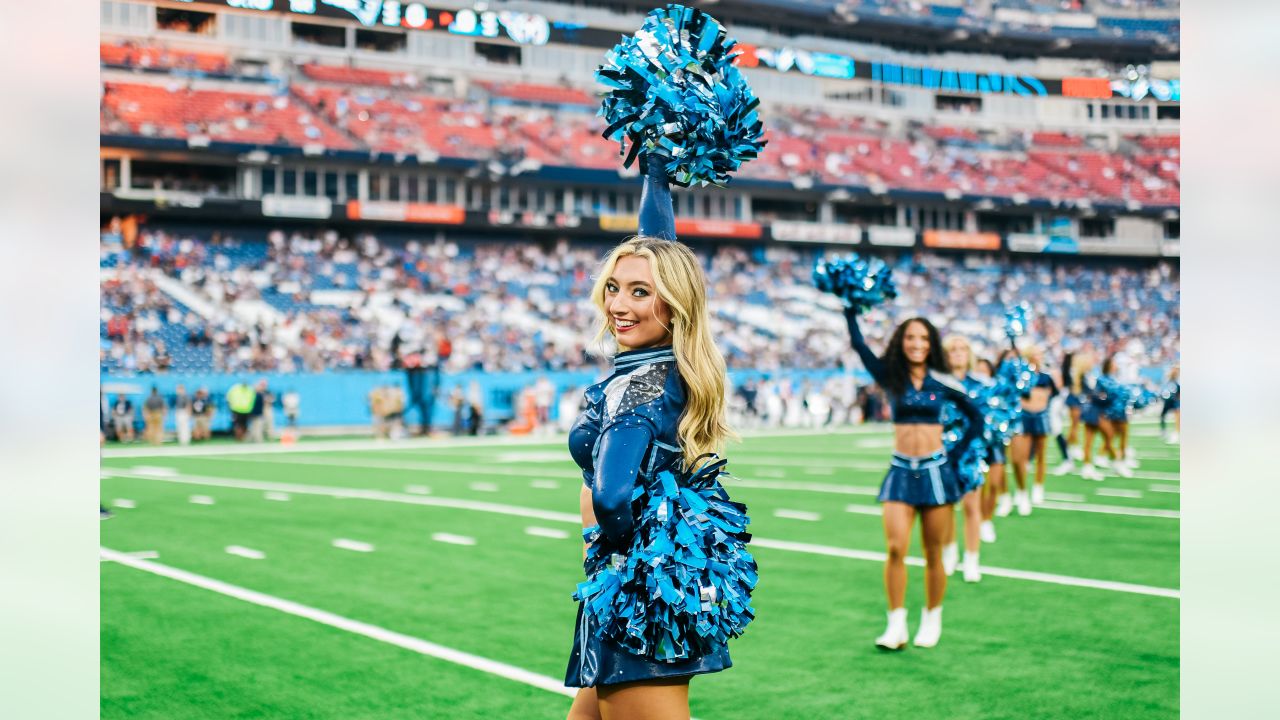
332, 539, 375, 553
225, 545, 265, 560
1096, 488, 1144, 499
773, 509, 822, 522
101, 426, 878, 460
725, 479, 1177, 519
1044, 492, 1087, 503
99, 548, 576, 698
749, 538, 1179, 599
1149, 485, 1181, 494
189, 495, 216, 505
105, 470, 580, 524
264, 491, 291, 501
432, 533, 476, 546
104, 471, 1178, 597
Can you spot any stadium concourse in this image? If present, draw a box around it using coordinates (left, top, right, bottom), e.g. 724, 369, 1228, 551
100, 0, 1179, 717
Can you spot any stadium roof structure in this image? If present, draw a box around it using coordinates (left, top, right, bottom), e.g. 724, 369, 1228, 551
579, 0, 1179, 62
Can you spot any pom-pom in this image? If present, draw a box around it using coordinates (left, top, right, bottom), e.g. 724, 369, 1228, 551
573, 455, 758, 662
813, 254, 898, 313
942, 396, 987, 493
1004, 303, 1031, 339
986, 358, 1033, 444
1130, 386, 1159, 411
597, 4, 766, 187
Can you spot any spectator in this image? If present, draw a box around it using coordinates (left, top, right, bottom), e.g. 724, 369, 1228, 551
173, 383, 193, 445
111, 394, 135, 442
248, 379, 269, 442
226, 381, 255, 440
282, 390, 300, 427
142, 386, 166, 444
191, 387, 213, 441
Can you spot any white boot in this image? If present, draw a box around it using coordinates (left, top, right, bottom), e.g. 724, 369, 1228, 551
963, 553, 982, 583
1015, 490, 1032, 516
875, 608, 909, 650
942, 542, 959, 577
1095, 455, 1111, 469
1125, 446, 1136, 462
1069, 446, 1084, 462
1031, 484, 1046, 505
1052, 459, 1075, 476
995, 493, 1013, 517
1166, 431, 1179, 445
1115, 459, 1134, 478
980, 520, 997, 543
1081, 463, 1105, 481
913, 606, 943, 648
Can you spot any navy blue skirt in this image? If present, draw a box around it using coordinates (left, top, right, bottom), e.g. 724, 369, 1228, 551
986, 442, 1006, 466
877, 451, 964, 507
1081, 404, 1102, 427
1021, 410, 1050, 437
1066, 393, 1083, 409
565, 602, 731, 688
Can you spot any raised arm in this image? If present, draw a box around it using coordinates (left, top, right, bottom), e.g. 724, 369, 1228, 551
842, 306, 888, 386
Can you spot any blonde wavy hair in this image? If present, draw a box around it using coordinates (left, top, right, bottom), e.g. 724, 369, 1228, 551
591, 237, 736, 465
1070, 352, 1095, 395
942, 335, 974, 373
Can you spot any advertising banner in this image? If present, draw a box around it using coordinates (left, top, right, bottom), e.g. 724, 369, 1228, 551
770, 221, 862, 245
262, 194, 333, 219
922, 230, 1001, 250
346, 201, 465, 224
866, 225, 917, 247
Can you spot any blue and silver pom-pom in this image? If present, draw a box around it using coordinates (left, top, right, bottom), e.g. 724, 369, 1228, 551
573, 456, 758, 662
1096, 375, 1131, 417
1130, 386, 1159, 411
986, 358, 1033, 443
942, 400, 988, 493
597, 4, 766, 187
1004, 303, 1032, 339
813, 254, 899, 313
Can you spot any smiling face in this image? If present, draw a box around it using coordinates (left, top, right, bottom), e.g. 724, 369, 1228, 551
902, 320, 931, 367
605, 254, 672, 350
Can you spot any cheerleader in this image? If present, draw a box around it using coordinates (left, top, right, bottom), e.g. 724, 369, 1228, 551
565, 236, 755, 719
1053, 351, 1086, 475
1008, 345, 1059, 512
940, 336, 989, 582
1077, 353, 1126, 481
973, 357, 1003, 539
1161, 366, 1180, 444
842, 307, 984, 649
1101, 354, 1136, 475
992, 348, 1021, 518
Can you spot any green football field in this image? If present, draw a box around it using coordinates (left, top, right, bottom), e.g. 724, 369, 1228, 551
101, 422, 1179, 719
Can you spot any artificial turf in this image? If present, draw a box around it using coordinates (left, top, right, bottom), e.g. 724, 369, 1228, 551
102, 424, 1179, 719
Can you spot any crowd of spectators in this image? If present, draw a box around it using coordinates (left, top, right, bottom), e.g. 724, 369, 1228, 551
101, 225, 1180, 381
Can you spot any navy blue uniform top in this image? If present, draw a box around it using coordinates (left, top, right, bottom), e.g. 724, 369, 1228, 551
567, 346, 685, 548
844, 309, 983, 458
1021, 370, 1060, 399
